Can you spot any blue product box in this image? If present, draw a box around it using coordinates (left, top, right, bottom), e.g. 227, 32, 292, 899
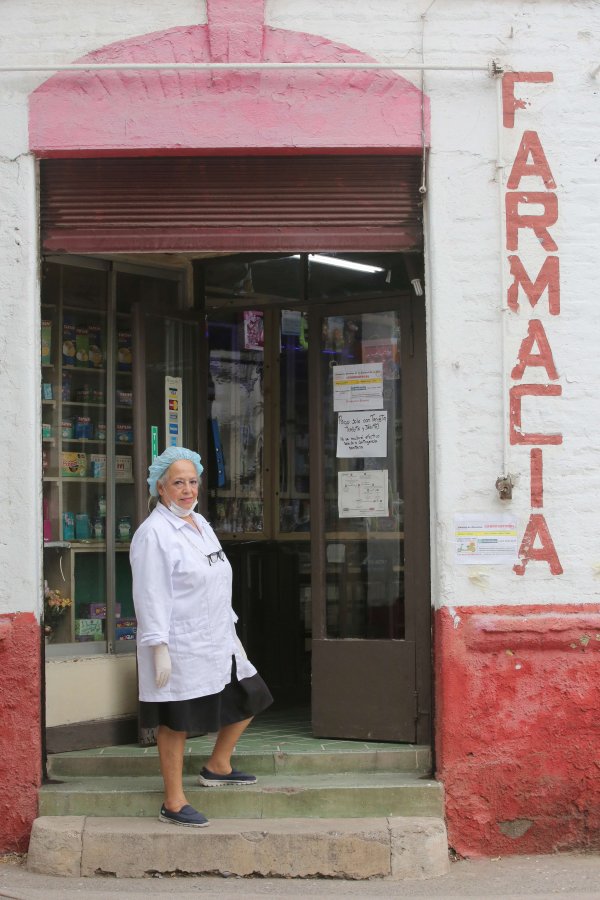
116, 424, 133, 443
75, 514, 91, 540
116, 627, 137, 640
74, 417, 93, 439
62, 512, 75, 541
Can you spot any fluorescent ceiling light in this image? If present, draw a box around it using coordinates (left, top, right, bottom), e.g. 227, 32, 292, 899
292, 254, 385, 274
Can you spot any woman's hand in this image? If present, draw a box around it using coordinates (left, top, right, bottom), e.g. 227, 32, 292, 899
153, 644, 172, 688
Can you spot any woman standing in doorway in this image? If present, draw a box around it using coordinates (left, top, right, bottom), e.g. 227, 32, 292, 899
130, 446, 273, 827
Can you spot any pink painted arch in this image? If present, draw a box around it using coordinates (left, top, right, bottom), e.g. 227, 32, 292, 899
29, 3, 429, 156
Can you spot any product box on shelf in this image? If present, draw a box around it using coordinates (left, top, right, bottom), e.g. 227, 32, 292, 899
61, 419, 74, 439
62, 373, 72, 401
61, 452, 87, 477
115, 455, 133, 480
63, 319, 76, 366
75, 514, 91, 540
85, 603, 122, 619
117, 332, 132, 370
62, 511, 75, 541
116, 423, 133, 443
116, 628, 137, 641
42, 423, 52, 440
90, 453, 107, 478
41, 320, 52, 365
74, 416, 93, 439
88, 323, 103, 368
75, 618, 104, 640
75, 326, 89, 366
116, 390, 133, 406
42, 383, 53, 400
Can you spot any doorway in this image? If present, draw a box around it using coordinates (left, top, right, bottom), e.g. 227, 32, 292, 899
198, 252, 430, 743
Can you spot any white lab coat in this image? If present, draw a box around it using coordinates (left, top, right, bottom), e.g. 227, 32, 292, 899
130, 503, 257, 702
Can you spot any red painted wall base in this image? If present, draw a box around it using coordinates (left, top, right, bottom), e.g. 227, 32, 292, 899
0, 613, 42, 853
435, 604, 600, 857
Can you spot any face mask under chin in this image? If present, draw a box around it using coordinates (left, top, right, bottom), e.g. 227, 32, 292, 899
165, 497, 198, 517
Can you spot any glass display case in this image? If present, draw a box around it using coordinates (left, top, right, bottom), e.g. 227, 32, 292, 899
41, 258, 182, 654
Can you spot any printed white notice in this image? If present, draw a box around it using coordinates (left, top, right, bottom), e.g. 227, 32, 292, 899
333, 363, 383, 412
338, 470, 388, 518
454, 514, 518, 565
337, 411, 387, 458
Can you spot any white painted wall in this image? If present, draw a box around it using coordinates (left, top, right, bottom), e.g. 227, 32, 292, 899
0, 0, 599, 627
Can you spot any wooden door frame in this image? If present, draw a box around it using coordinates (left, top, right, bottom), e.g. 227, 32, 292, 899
308, 294, 431, 744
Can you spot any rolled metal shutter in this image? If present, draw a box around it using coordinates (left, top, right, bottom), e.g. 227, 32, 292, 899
40, 156, 422, 253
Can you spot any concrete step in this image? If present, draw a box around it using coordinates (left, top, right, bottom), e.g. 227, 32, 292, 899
48, 744, 432, 778
39, 772, 443, 820
28, 815, 450, 880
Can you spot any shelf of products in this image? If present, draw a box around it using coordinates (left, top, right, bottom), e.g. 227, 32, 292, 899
41, 262, 136, 649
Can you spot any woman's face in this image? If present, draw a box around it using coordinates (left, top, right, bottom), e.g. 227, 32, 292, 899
158, 459, 199, 511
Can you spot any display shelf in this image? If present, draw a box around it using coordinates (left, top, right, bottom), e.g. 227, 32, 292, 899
70, 542, 107, 550
62, 439, 107, 445
62, 477, 107, 484
63, 365, 106, 374
42, 400, 56, 407
325, 531, 404, 541
63, 304, 107, 316
63, 401, 106, 409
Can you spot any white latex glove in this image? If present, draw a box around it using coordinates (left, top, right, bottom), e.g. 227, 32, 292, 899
153, 644, 172, 689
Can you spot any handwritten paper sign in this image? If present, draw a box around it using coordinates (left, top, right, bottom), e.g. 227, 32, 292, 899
337, 411, 387, 458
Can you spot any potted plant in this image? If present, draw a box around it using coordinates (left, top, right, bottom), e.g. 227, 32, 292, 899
43, 580, 72, 642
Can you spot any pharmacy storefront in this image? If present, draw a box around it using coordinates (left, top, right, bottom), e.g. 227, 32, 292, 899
39, 153, 430, 753
2, 0, 600, 862
33, 7, 432, 757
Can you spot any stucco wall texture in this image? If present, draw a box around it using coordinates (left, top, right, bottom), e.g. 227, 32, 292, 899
436, 605, 600, 857
0, 0, 599, 856
0, 615, 42, 852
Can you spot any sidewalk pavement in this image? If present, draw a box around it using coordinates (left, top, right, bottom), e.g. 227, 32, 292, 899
2, 852, 600, 900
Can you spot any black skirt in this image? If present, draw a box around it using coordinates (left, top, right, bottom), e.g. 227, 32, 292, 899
139, 656, 273, 733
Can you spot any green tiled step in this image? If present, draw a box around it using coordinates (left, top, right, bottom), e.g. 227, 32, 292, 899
39, 772, 443, 820
48, 745, 431, 778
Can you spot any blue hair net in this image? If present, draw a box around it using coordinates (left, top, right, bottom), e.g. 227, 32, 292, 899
147, 446, 204, 497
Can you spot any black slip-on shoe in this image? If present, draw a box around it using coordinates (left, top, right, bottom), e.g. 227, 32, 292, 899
198, 766, 257, 786
159, 804, 210, 827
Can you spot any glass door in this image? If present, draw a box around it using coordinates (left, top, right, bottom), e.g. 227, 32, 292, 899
198, 253, 430, 738
309, 297, 429, 742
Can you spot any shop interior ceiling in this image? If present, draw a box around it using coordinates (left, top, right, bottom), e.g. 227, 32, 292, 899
89, 251, 416, 304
